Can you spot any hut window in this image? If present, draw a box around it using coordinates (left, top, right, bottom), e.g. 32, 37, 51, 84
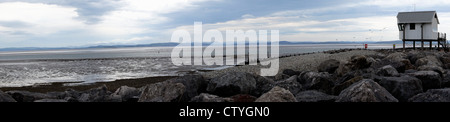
398, 24, 405, 31
410, 23, 415, 30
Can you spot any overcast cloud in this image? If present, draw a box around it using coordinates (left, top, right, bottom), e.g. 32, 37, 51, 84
1, 0, 450, 48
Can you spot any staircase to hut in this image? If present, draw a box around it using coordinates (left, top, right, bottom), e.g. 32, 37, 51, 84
438, 32, 447, 50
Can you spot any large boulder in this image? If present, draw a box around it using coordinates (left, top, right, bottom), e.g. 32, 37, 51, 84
376, 65, 400, 77
255, 86, 297, 102
252, 75, 276, 97
442, 71, 450, 88
231, 94, 257, 102
207, 72, 257, 97
378, 75, 423, 102
275, 75, 302, 94
317, 59, 340, 73
374, 59, 407, 73
401, 59, 416, 70
34, 99, 68, 102
59, 89, 83, 102
407, 51, 425, 65
417, 65, 445, 76
110, 86, 141, 102
190, 93, 233, 102
282, 69, 300, 76
336, 79, 398, 102
336, 55, 373, 76
168, 75, 207, 101
415, 56, 443, 67
350, 55, 372, 70
409, 88, 450, 102
332, 76, 363, 95
295, 90, 337, 102
336, 60, 352, 76
440, 56, 450, 69
385, 52, 407, 62
0, 90, 16, 102
138, 81, 186, 102
6, 90, 54, 102
77, 85, 118, 102
408, 71, 442, 90
298, 72, 334, 94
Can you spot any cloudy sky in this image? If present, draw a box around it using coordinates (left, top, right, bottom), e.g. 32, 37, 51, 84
1, 0, 450, 48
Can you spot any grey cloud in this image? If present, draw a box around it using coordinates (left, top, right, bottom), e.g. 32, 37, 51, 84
0, 0, 122, 24
0, 30, 32, 35
0, 21, 32, 28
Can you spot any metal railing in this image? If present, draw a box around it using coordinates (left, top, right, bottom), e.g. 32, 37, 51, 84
438, 32, 446, 40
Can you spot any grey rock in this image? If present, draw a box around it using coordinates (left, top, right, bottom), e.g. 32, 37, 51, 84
275, 75, 302, 94
298, 72, 334, 94
190, 93, 233, 102
317, 59, 340, 74
255, 86, 297, 102
332, 76, 363, 95
64, 89, 82, 100
409, 88, 450, 102
34, 99, 68, 102
378, 75, 423, 102
295, 90, 337, 102
167, 75, 207, 101
336, 55, 373, 76
252, 75, 276, 97
207, 72, 257, 97
401, 59, 416, 70
407, 51, 425, 64
138, 81, 186, 102
350, 55, 372, 70
374, 59, 406, 73
366, 57, 377, 65
415, 58, 428, 67
46, 92, 67, 99
442, 71, 450, 88
385, 52, 407, 62
0, 90, 16, 102
6, 90, 54, 102
282, 69, 300, 76
77, 85, 114, 102
230, 94, 257, 102
376, 65, 400, 77
408, 71, 442, 90
111, 86, 140, 102
405, 69, 418, 73
335, 72, 356, 85
336, 79, 398, 102
336, 60, 352, 76
440, 56, 450, 69
417, 65, 445, 76
415, 56, 443, 67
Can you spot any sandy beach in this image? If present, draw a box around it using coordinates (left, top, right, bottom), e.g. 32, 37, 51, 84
201, 49, 378, 79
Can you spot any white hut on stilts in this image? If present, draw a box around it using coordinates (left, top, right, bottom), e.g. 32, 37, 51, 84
397, 11, 447, 50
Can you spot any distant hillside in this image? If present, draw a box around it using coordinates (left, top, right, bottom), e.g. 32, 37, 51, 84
0, 41, 403, 52
87, 42, 180, 48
